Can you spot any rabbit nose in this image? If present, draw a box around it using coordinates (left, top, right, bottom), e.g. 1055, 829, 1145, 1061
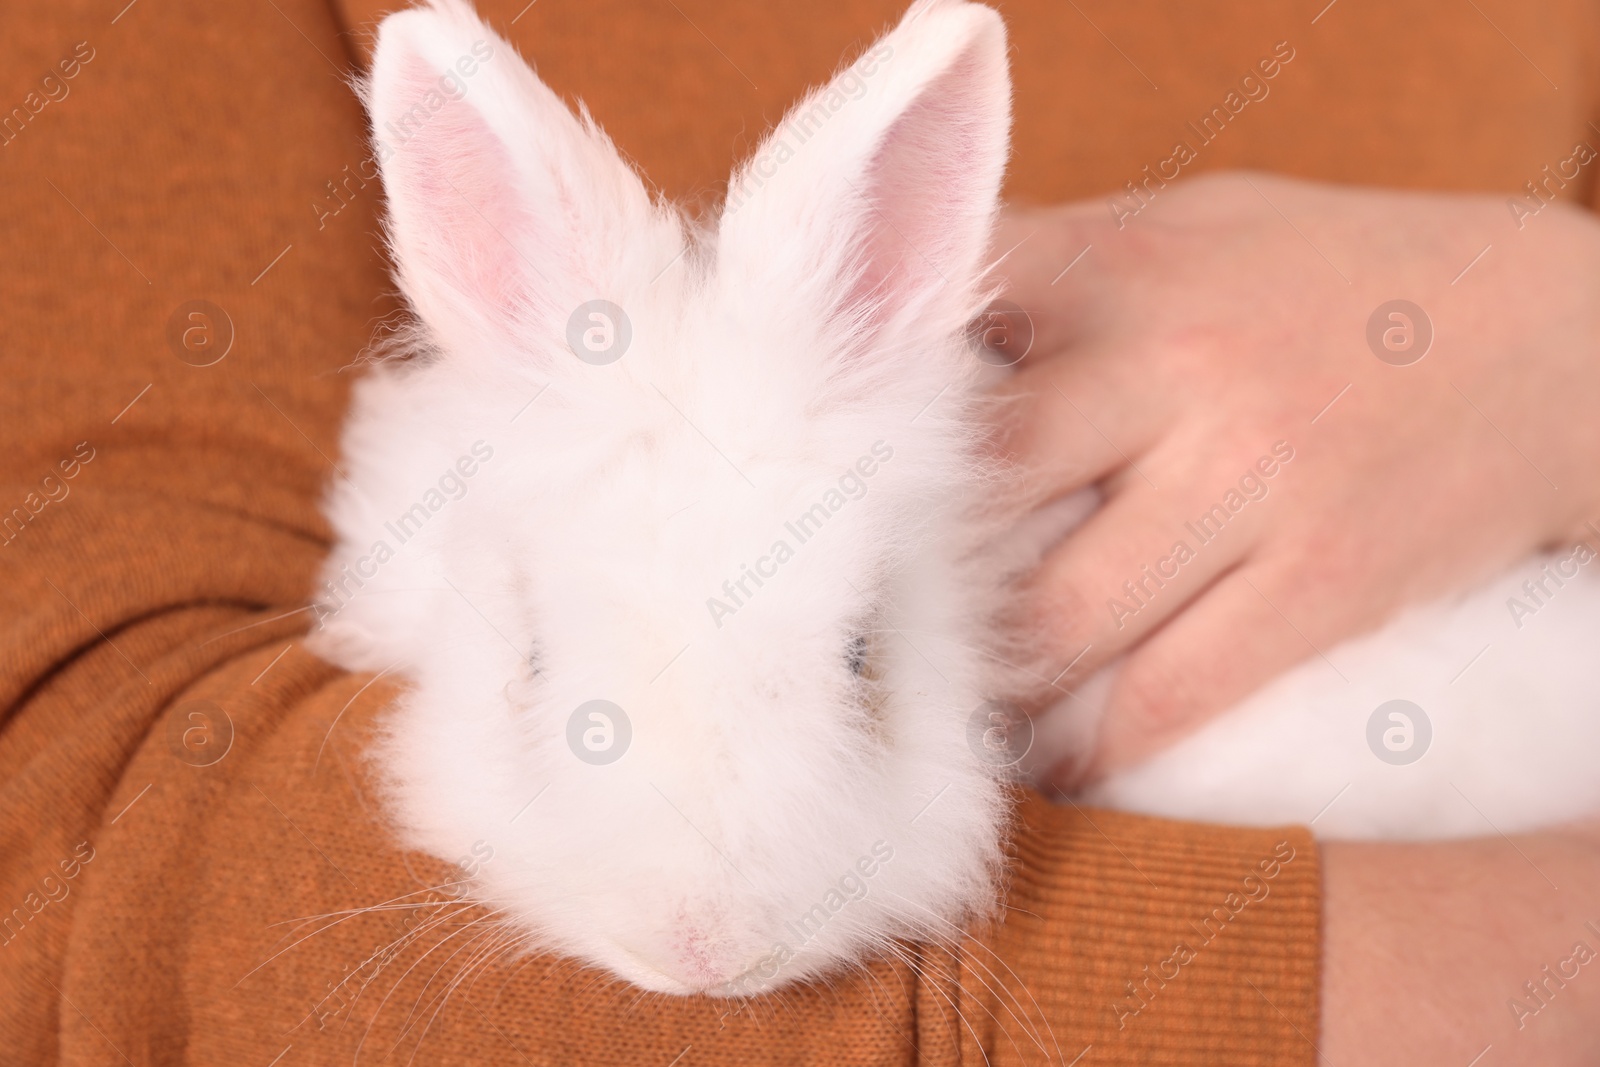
611, 935, 726, 992
671, 923, 728, 987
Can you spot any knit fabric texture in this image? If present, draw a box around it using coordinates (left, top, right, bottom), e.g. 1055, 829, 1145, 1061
6, 0, 1595, 1062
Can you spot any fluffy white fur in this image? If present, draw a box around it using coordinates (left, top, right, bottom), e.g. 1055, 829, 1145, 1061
1058, 549, 1600, 839
314, 0, 1600, 999
312, 0, 1017, 996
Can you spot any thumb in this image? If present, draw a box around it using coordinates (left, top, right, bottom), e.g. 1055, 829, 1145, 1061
987, 202, 1109, 356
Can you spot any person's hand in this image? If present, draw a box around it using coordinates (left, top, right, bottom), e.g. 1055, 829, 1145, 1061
989, 172, 1600, 786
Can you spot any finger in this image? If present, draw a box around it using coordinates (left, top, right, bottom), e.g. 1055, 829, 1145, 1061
1071, 562, 1333, 784
1023, 477, 1256, 700
988, 347, 1172, 509
989, 202, 1116, 354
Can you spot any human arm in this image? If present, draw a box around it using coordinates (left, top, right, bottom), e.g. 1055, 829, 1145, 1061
1323, 818, 1600, 1064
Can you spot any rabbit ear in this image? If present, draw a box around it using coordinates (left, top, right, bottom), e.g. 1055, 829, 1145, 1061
717, 0, 1010, 356
367, 0, 654, 362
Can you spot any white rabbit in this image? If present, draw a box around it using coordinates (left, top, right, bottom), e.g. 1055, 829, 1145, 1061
311, 0, 1600, 999
312, 0, 1022, 997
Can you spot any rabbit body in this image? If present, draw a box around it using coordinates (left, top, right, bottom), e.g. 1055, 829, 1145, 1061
1068, 549, 1600, 838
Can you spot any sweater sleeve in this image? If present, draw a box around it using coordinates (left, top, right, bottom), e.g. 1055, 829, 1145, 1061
0, 616, 1320, 1067
955, 793, 1321, 1065
0, 1, 1316, 1064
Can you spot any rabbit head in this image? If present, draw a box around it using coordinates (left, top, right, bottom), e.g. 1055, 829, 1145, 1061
316, 0, 1017, 995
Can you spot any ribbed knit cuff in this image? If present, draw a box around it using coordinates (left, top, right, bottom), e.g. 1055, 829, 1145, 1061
921, 791, 1322, 1066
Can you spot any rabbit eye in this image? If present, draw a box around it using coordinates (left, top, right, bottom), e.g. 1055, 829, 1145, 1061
846, 633, 869, 676
502, 648, 542, 710
847, 631, 889, 738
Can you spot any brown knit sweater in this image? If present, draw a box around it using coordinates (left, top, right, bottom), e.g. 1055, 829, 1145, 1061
3, 0, 1596, 1063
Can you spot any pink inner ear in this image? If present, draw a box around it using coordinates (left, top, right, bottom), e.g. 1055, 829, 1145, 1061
389, 53, 536, 327
845, 47, 992, 329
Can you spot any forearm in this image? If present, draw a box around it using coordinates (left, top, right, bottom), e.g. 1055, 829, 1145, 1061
1322, 819, 1600, 1064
